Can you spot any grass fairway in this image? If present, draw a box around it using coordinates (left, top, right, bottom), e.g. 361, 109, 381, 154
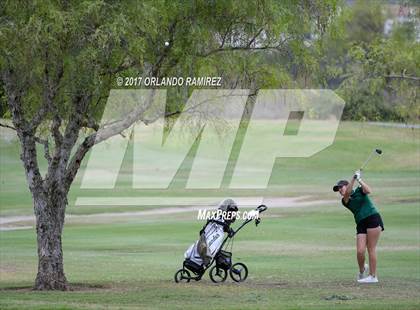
1, 121, 419, 309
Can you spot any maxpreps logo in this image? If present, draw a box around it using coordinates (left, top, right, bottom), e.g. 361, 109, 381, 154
76, 89, 344, 207
197, 209, 260, 221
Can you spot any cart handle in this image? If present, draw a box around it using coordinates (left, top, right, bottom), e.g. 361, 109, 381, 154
256, 204, 267, 213
229, 204, 268, 236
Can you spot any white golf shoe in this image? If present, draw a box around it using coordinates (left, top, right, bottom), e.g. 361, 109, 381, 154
357, 264, 369, 280
357, 275, 378, 283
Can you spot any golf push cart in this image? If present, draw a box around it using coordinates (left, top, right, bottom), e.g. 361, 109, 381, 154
174, 204, 268, 283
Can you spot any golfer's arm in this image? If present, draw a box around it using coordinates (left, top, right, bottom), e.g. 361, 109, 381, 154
343, 178, 356, 203
359, 180, 371, 194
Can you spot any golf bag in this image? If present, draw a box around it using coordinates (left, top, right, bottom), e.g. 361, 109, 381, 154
183, 199, 238, 274
184, 220, 225, 267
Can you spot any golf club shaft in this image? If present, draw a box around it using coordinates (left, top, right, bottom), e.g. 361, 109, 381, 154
360, 151, 375, 170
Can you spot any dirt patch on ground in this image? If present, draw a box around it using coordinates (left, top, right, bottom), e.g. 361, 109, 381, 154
244, 281, 290, 289
0, 283, 111, 292
68, 283, 112, 291
0, 286, 33, 292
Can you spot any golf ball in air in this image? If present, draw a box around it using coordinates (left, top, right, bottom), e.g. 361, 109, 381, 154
164, 41, 169, 46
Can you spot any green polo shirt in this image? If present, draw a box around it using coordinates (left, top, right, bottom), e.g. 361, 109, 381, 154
341, 186, 378, 224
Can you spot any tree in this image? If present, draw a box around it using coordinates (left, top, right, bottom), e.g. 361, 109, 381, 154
317, 0, 420, 122
0, 0, 338, 290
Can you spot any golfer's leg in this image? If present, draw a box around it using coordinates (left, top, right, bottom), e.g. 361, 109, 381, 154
356, 234, 367, 273
366, 227, 381, 276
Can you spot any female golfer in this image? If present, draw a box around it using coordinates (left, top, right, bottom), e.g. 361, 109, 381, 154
333, 170, 384, 283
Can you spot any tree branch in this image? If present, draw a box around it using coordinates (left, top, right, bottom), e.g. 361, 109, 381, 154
31, 50, 64, 132
81, 117, 100, 131
2, 68, 44, 191
0, 121, 51, 163
63, 89, 157, 190
63, 134, 95, 192
101, 57, 136, 76
51, 112, 63, 148
1, 69, 29, 134
0, 122, 16, 130
60, 94, 92, 166
198, 33, 290, 57
246, 27, 265, 48
219, 20, 236, 49
142, 89, 246, 125
385, 75, 420, 82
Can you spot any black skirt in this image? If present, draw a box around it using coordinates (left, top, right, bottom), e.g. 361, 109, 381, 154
356, 213, 384, 234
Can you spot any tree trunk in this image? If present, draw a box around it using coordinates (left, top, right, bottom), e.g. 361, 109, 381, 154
33, 194, 68, 290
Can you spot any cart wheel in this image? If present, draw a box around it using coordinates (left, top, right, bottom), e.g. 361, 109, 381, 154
229, 263, 248, 282
209, 266, 228, 283
174, 269, 191, 283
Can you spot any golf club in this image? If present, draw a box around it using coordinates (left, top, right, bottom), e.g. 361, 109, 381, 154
360, 148, 383, 170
